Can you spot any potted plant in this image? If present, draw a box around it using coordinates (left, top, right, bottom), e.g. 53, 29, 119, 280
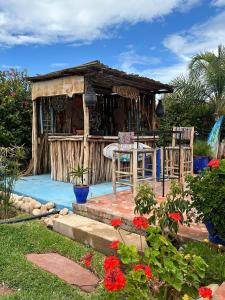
186, 158, 225, 245
193, 140, 212, 173
69, 165, 90, 204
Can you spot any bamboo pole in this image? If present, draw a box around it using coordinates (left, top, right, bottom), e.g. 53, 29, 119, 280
83, 93, 90, 185
32, 100, 38, 175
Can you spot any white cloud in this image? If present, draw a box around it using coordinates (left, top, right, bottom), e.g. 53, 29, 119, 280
118, 46, 160, 73
119, 60, 188, 84
0, 0, 201, 47
211, 0, 225, 6
164, 10, 225, 56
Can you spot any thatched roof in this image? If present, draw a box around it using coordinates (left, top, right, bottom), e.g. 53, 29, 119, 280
27, 60, 173, 94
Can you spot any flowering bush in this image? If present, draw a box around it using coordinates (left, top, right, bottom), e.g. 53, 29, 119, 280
135, 181, 192, 238
187, 158, 225, 239
0, 69, 32, 149
101, 222, 207, 300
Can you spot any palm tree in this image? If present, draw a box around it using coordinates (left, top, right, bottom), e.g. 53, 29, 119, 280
189, 45, 225, 118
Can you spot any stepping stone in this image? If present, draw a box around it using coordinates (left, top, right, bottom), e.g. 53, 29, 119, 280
0, 286, 14, 296
26, 253, 99, 292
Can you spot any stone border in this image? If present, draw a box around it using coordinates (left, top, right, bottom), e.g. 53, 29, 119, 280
10, 193, 69, 227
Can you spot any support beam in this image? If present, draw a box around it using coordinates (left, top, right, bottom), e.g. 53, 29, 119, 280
83, 94, 90, 185
151, 96, 156, 129
32, 101, 38, 175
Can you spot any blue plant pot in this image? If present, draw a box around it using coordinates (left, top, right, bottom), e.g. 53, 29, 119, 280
73, 186, 89, 204
193, 156, 209, 174
204, 220, 225, 246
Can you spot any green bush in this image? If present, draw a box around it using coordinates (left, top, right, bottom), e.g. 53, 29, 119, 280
0, 69, 32, 150
183, 242, 225, 285
193, 140, 212, 157
186, 160, 225, 239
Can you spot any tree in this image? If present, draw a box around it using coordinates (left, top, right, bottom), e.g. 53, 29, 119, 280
0, 69, 32, 151
160, 75, 214, 138
189, 45, 225, 117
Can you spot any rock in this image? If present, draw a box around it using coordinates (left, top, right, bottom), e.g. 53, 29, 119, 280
46, 202, 55, 210
20, 202, 30, 213
23, 196, 33, 203
40, 205, 48, 214
53, 214, 59, 218
32, 209, 41, 216
43, 216, 54, 227
30, 200, 41, 209
49, 208, 55, 213
59, 208, 69, 216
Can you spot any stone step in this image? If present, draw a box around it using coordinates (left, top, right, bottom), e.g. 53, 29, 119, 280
53, 214, 147, 255
213, 282, 225, 300
73, 203, 208, 242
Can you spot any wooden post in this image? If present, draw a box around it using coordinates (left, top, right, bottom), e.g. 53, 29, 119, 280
152, 149, 157, 192
112, 151, 116, 194
132, 148, 138, 196
32, 100, 38, 175
83, 94, 89, 185
151, 96, 156, 129
179, 147, 184, 186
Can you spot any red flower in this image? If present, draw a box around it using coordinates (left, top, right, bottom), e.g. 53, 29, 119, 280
111, 219, 122, 228
82, 252, 94, 267
208, 159, 220, 168
168, 212, 182, 222
134, 264, 153, 279
133, 216, 149, 229
104, 256, 120, 271
110, 240, 120, 250
104, 268, 126, 291
198, 286, 213, 299
22, 100, 29, 108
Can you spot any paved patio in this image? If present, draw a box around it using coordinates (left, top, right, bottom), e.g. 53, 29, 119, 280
14, 174, 208, 242
73, 188, 208, 242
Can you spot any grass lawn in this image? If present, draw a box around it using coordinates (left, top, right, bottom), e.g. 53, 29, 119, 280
0, 220, 107, 300
184, 241, 225, 285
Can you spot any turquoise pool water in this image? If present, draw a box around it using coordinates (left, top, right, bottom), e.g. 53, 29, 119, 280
13, 174, 127, 209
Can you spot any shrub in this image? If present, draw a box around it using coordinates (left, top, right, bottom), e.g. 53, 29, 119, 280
193, 140, 212, 157
134, 181, 192, 238
186, 159, 225, 239
102, 221, 207, 300
0, 69, 32, 150
183, 241, 225, 285
0, 146, 24, 218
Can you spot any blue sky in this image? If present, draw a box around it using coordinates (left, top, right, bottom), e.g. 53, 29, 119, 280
0, 0, 225, 83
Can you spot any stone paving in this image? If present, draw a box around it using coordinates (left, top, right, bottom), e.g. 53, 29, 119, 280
0, 286, 14, 296
26, 253, 99, 292
73, 181, 208, 242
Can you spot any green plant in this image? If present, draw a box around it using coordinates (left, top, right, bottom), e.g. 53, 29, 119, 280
69, 164, 89, 186
193, 140, 212, 157
183, 241, 225, 286
186, 159, 225, 239
102, 223, 207, 300
0, 146, 24, 219
189, 45, 225, 117
0, 69, 32, 150
134, 182, 192, 238
134, 183, 157, 215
